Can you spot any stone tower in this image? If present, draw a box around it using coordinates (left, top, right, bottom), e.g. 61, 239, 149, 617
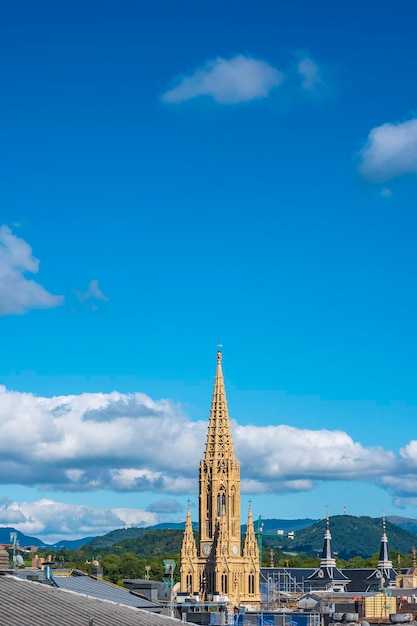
180, 350, 260, 608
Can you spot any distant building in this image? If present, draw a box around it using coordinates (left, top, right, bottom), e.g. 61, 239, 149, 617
365, 517, 397, 590
306, 514, 350, 592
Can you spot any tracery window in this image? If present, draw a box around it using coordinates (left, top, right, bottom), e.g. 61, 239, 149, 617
217, 487, 226, 516
221, 572, 228, 594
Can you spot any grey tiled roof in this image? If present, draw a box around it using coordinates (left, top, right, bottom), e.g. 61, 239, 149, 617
52, 572, 162, 610
0, 575, 180, 626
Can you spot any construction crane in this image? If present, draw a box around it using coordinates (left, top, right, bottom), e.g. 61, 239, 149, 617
255, 515, 294, 566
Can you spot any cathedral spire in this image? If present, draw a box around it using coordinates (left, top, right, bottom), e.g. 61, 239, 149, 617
182, 350, 260, 608
204, 349, 235, 463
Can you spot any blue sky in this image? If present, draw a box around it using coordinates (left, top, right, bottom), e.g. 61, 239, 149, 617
1, 0, 417, 542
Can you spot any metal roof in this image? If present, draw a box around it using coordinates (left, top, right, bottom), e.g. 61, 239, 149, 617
0, 575, 180, 626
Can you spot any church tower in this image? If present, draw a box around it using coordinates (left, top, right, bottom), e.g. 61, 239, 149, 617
180, 350, 260, 608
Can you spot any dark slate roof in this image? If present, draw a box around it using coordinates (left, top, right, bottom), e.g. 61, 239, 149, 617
343, 568, 375, 592
261, 567, 399, 594
307, 567, 350, 582
366, 567, 397, 585
0, 576, 180, 626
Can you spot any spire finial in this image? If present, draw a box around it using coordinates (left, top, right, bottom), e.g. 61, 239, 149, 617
217, 344, 223, 362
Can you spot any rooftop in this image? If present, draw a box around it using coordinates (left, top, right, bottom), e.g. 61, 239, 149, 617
0, 575, 179, 626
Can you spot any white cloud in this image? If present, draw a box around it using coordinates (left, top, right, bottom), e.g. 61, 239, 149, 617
73, 279, 109, 304
0, 385, 407, 501
1, 386, 417, 539
359, 117, 417, 182
0, 497, 157, 544
162, 54, 283, 105
0, 225, 63, 315
0, 386, 203, 493
235, 424, 396, 493
297, 56, 323, 90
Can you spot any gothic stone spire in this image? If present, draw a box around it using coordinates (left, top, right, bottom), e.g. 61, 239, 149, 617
181, 502, 197, 560
243, 503, 259, 560
204, 349, 235, 463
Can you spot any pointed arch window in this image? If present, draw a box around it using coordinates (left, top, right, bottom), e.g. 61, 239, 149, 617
248, 572, 255, 594
221, 572, 228, 594
217, 486, 226, 517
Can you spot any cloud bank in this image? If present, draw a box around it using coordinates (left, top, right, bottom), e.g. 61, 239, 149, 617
0, 226, 63, 315
0, 386, 410, 499
0, 496, 157, 544
359, 117, 417, 182
1, 386, 417, 540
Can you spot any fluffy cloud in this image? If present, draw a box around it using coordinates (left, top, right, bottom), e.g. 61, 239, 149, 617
162, 55, 283, 104
236, 424, 396, 495
0, 385, 407, 500
1, 386, 417, 540
0, 386, 203, 493
0, 497, 157, 544
0, 225, 63, 315
359, 117, 417, 182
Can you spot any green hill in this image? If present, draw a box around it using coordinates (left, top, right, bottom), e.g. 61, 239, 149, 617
112, 528, 185, 558
88, 527, 149, 549
275, 515, 417, 559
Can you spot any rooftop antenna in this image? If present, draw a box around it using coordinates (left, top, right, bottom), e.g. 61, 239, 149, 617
10, 532, 18, 566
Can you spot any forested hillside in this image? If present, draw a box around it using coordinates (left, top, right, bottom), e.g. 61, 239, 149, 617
275, 515, 417, 558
